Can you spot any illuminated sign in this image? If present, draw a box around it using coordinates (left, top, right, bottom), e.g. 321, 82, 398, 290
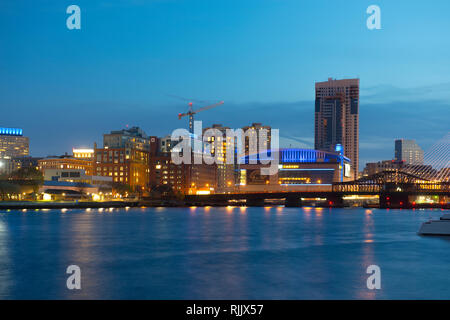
0, 127, 23, 136
344, 163, 351, 177
73, 148, 94, 153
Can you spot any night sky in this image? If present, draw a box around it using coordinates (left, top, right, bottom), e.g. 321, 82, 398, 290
1, 0, 449, 169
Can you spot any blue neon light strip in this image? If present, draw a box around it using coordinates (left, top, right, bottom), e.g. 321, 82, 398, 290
240, 148, 351, 165
0, 127, 23, 136
281, 149, 317, 163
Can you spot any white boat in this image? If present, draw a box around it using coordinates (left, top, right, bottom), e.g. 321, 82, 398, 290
419, 214, 450, 236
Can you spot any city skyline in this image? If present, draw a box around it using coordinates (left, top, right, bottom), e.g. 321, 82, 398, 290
1, 0, 450, 168
2, 80, 446, 171
0, 1, 450, 303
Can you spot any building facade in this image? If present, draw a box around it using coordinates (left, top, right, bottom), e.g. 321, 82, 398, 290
149, 153, 189, 193
238, 148, 352, 193
103, 127, 151, 151
395, 139, 424, 165
241, 123, 271, 156
43, 168, 112, 185
158, 135, 175, 153
315, 78, 359, 178
149, 151, 217, 195
38, 155, 94, 176
12, 156, 41, 170
0, 127, 29, 159
0, 158, 15, 175
94, 127, 151, 191
203, 124, 238, 192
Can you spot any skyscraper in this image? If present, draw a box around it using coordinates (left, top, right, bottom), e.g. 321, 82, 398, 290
315, 78, 359, 178
203, 124, 238, 191
395, 139, 424, 165
0, 127, 29, 159
241, 123, 271, 156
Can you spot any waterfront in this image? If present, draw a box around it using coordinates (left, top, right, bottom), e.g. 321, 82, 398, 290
0, 207, 449, 299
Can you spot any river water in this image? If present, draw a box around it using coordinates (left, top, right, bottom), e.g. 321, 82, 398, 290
0, 206, 449, 299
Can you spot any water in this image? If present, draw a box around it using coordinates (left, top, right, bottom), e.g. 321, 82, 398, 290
0, 206, 449, 299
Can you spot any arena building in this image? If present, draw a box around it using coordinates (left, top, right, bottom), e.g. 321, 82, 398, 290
236, 148, 352, 193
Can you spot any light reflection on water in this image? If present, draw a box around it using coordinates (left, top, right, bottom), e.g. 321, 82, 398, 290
0, 207, 448, 299
0, 219, 11, 298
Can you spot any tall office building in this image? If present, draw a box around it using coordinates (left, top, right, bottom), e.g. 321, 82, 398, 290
241, 123, 271, 156
203, 124, 238, 191
315, 78, 359, 178
0, 127, 29, 159
395, 139, 424, 165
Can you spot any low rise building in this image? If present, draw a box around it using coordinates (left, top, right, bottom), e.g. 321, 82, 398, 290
38, 181, 102, 201
43, 168, 112, 186
38, 154, 94, 176
361, 160, 433, 178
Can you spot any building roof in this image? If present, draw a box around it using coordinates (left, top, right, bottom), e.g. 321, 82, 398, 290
240, 148, 351, 164
0, 127, 23, 136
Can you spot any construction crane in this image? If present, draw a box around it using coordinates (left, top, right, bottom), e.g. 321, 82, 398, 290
178, 101, 224, 134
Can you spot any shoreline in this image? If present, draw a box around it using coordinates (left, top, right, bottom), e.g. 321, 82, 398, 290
0, 201, 139, 210
0, 201, 448, 210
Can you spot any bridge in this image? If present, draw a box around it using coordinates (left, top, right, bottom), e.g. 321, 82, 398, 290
186, 133, 450, 208
185, 170, 450, 209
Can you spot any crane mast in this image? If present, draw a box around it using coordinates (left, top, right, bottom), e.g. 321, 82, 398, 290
178, 101, 224, 134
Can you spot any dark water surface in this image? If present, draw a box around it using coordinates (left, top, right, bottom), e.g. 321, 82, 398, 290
0, 206, 449, 299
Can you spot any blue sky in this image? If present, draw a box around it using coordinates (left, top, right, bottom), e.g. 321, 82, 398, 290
1, 0, 449, 169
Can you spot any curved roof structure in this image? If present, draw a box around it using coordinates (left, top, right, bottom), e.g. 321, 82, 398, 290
240, 148, 350, 164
